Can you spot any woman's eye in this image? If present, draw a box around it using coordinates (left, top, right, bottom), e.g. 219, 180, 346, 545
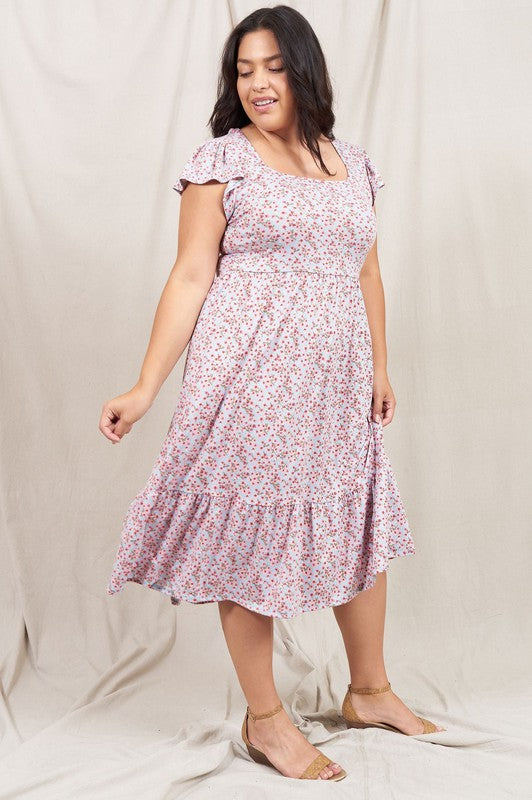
238, 67, 284, 78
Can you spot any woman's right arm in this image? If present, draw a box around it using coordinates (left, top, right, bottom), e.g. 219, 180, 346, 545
99, 180, 228, 443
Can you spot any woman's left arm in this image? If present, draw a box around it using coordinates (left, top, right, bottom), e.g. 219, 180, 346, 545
358, 229, 397, 427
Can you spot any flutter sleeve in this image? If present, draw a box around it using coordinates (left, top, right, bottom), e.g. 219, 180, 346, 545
361, 148, 385, 206
172, 136, 244, 220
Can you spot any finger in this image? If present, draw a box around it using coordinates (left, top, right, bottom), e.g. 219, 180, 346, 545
99, 405, 122, 443
113, 419, 132, 440
381, 407, 394, 426
381, 400, 395, 426
101, 421, 121, 443
372, 399, 383, 422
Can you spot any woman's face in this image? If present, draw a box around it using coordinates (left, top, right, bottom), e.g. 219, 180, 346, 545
236, 29, 296, 132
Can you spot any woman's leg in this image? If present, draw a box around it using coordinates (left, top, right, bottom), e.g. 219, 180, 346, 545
332, 570, 445, 734
218, 600, 345, 779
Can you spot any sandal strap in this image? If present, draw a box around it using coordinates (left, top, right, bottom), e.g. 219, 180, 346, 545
299, 750, 333, 780
418, 715, 439, 734
348, 680, 391, 695
247, 701, 283, 721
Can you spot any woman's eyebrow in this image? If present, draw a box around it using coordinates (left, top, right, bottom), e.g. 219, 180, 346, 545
237, 53, 282, 64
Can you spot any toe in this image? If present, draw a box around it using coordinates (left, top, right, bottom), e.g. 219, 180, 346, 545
321, 763, 344, 779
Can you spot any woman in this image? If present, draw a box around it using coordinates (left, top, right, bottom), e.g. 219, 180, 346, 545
100, 4, 445, 783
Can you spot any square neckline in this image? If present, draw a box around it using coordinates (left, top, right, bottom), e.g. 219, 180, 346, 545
231, 127, 350, 184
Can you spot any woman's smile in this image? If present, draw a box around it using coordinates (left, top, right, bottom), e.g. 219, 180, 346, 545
251, 97, 278, 113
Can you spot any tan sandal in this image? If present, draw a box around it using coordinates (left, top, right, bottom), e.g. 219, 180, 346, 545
242, 701, 347, 781
342, 681, 443, 735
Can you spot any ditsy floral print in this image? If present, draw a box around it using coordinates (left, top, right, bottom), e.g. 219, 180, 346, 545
106, 127, 415, 618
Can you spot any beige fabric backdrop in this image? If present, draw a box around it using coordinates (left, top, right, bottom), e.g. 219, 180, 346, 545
1, 0, 531, 797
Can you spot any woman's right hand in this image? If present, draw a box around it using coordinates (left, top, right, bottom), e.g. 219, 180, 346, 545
99, 384, 155, 444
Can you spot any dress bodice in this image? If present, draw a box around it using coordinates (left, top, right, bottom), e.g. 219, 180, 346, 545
173, 127, 385, 280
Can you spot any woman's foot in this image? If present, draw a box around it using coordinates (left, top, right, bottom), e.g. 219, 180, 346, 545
247, 706, 344, 779
349, 686, 446, 734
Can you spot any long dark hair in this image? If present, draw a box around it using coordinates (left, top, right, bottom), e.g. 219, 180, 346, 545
208, 5, 336, 177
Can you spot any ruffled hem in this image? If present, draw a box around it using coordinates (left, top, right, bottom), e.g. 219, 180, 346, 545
106, 418, 415, 618
361, 147, 385, 205
172, 135, 245, 221
106, 554, 414, 619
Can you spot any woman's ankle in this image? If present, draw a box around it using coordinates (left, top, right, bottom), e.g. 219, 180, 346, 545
246, 696, 283, 718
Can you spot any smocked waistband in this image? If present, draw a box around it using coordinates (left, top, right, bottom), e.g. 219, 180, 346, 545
217, 252, 361, 280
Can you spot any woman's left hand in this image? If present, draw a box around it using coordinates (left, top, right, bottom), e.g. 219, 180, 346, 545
371, 368, 396, 427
